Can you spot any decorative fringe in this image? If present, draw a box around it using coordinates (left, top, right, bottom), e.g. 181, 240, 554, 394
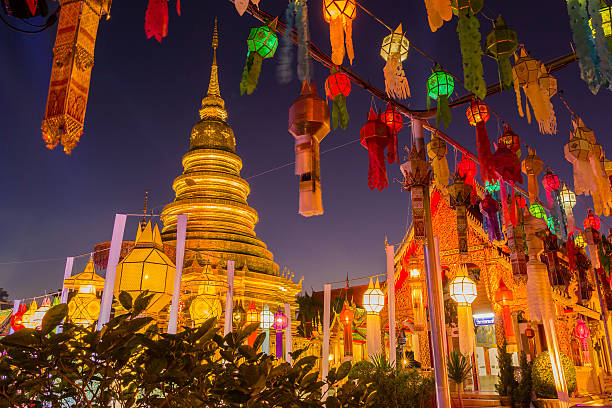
498, 56, 514, 91
436, 95, 452, 128
383, 54, 411, 99
512, 63, 524, 119
277, 1, 295, 84
367, 138, 388, 191
331, 94, 349, 130
457, 14, 487, 100
524, 83, 555, 135
330, 17, 345, 66
145, 0, 169, 43
475, 122, 496, 183
345, 17, 354, 64
240, 53, 263, 95
481, 194, 504, 242
296, 0, 312, 82
427, 136, 450, 190
235, 0, 249, 15
424, 0, 452, 32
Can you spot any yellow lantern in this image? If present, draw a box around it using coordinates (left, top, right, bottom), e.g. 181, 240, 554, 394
575, 232, 586, 249
323, 0, 356, 66
189, 294, 222, 325
114, 221, 175, 314
449, 265, 477, 305
363, 278, 385, 314
65, 256, 104, 325
31, 297, 51, 329
22, 301, 38, 329
380, 24, 411, 99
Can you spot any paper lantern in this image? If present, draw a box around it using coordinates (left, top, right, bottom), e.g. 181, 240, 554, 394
498, 124, 521, 157
363, 278, 385, 314
592, 3, 612, 51
30, 297, 51, 329
323, 0, 356, 66
427, 65, 454, 128
512, 47, 556, 134
495, 279, 514, 339
466, 99, 490, 124
289, 80, 330, 217
486, 16, 518, 90
245, 301, 259, 346
65, 255, 105, 325
466, 100, 496, 183
325, 70, 351, 130
360, 108, 391, 191
522, 148, 544, 203
424, 0, 452, 32
485, 180, 500, 194
145, 0, 168, 43
574, 317, 591, 363
449, 266, 477, 305
41, 0, 111, 154
448, 172, 473, 254
546, 216, 558, 234
10, 304, 27, 332
339, 300, 354, 356
189, 294, 223, 324
451, 0, 483, 16
584, 209, 601, 231
525, 325, 535, 339
233, 301, 246, 327
114, 222, 175, 314
427, 134, 450, 190
21, 301, 38, 329
381, 103, 402, 164
542, 169, 561, 206
260, 305, 275, 330
560, 185, 577, 210
240, 19, 279, 95
529, 203, 547, 219
575, 232, 586, 249
481, 193, 503, 242
273, 307, 288, 359
401, 145, 431, 240
380, 24, 411, 100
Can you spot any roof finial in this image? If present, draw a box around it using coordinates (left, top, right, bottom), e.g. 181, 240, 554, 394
207, 18, 220, 98
141, 190, 149, 230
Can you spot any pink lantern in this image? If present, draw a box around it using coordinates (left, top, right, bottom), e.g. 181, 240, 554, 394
574, 317, 591, 364
273, 308, 288, 360
542, 169, 560, 207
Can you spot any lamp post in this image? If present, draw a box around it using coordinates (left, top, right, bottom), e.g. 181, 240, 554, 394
260, 304, 274, 354
363, 278, 385, 359
449, 265, 477, 358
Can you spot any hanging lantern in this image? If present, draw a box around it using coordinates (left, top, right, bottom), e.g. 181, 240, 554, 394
521, 148, 544, 203
190, 294, 223, 325
560, 184, 577, 232
584, 209, 601, 231
542, 169, 561, 207
529, 203, 547, 219
486, 15, 518, 90
409, 268, 425, 330
498, 124, 521, 158
381, 103, 403, 164
401, 144, 431, 240
360, 108, 391, 191
424, 0, 452, 32
507, 220, 528, 279
240, 18, 279, 95
41, 0, 111, 154
574, 317, 591, 364
339, 300, 354, 357
323, 0, 356, 65
245, 301, 260, 347
457, 10, 487, 99
21, 301, 38, 329
546, 216, 558, 234
494, 279, 515, 340
448, 172, 473, 255
575, 232, 586, 249
363, 278, 385, 314
512, 46, 556, 134
449, 266, 477, 305
289, 80, 331, 217
325, 69, 351, 130
145, 0, 168, 42
480, 193, 503, 242
10, 304, 27, 332
427, 65, 454, 128
485, 180, 500, 194
457, 156, 478, 205
260, 305, 275, 330
451, 0, 483, 15
466, 100, 496, 183
273, 308, 288, 360
492, 140, 522, 227
233, 300, 246, 328
380, 24, 411, 100
427, 134, 450, 190
30, 298, 51, 329
65, 255, 104, 326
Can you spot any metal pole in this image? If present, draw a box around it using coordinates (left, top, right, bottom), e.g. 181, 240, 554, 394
322, 283, 331, 400
167, 214, 187, 334
224, 260, 235, 336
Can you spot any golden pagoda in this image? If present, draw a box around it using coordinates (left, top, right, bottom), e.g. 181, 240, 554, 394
160, 21, 301, 325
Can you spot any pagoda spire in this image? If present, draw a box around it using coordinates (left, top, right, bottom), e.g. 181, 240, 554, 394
208, 18, 220, 97
199, 18, 227, 121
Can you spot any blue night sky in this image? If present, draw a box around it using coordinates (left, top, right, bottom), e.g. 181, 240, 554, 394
0, 0, 611, 300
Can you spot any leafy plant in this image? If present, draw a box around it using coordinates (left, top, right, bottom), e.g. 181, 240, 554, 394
296, 291, 322, 338
513, 352, 533, 408
532, 351, 576, 399
495, 340, 518, 399
447, 350, 472, 408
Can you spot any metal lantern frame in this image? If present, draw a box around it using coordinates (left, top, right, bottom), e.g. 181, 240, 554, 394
584, 210, 601, 231
68, 293, 101, 326
427, 67, 454, 100
260, 305, 275, 330
559, 184, 576, 209
466, 100, 490, 125
513, 47, 542, 87
449, 274, 477, 305
323, 0, 356, 22
325, 71, 351, 99
247, 25, 278, 59
380, 24, 410, 62
529, 203, 547, 219
486, 17, 518, 57
189, 294, 223, 323
246, 301, 260, 326
381, 104, 403, 134
363, 279, 385, 314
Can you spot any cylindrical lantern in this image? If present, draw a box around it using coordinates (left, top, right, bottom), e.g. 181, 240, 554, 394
409, 268, 426, 330
450, 265, 477, 357
360, 108, 391, 191
273, 308, 288, 360
559, 184, 577, 232
363, 278, 384, 359
522, 148, 544, 204
245, 301, 260, 347
494, 279, 515, 341
260, 304, 274, 354
339, 300, 354, 358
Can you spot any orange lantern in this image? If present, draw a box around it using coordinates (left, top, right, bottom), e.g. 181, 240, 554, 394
584, 210, 601, 231
339, 300, 354, 357
10, 304, 27, 332
323, 0, 356, 66
245, 301, 259, 347
494, 279, 514, 340
466, 100, 495, 183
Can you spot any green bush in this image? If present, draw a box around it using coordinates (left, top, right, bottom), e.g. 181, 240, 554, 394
495, 341, 518, 398
532, 351, 576, 399
513, 352, 533, 408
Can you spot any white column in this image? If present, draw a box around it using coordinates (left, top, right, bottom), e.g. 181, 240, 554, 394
322, 283, 331, 400
97, 214, 127, 330
167, 214, 187, 334
284, 302, 293, 364
224, 260, 235, 336
386, 244, 396, 367
60, 257, 74, 304
8, 299, 20, 334
366, 313, 382, 359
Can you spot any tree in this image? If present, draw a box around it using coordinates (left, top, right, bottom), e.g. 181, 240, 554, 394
447, 350, 472, 408
296, 291, 322, 338
495, 340, 518, 402
513, 352, 533, 408
0, 288, 8, 304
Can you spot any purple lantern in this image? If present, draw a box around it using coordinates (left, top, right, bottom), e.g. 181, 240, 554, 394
273, 308, 288, 360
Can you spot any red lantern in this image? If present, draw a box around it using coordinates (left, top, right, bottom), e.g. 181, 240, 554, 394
466, 100, 495, 183
360, 108, 391, 191
584, 210, 600, 231
457, 156, 478, 203
516, 195, 526, 209
339, 301, 354, 357
542, 169, 561, 207
325, 70, 352, 130
498, 124, 521, 155
494, 279, 514, 340
466, 99, 490, 125
574, 317, 591, 363
10, 304, 27, 332
381, 103, 403, 164
245, 301, 259, 347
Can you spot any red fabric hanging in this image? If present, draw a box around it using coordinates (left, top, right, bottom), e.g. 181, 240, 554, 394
25, 0, 37, 16
366, 138, 388, 190
475, 121, 496, 183
431, 189, 441, 216
457, 157, 478, 204
567, 234, 577, 272
145, 0, 169, 43
387, 132, 398, 164
177, 0, 181, 15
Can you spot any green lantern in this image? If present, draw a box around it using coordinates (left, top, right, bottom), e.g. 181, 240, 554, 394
426, 64, 454, 128
546, 215, 558, 234
240, 18, 279, 95
529, 203, 546, 219
451, 0, 484, 16
485, 179, 500, 194
486, 16, 518, 90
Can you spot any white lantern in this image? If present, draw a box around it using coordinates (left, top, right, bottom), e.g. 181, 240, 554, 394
260, 304, 275, 329
363, 278, 385, 314
449, 265, 477, 305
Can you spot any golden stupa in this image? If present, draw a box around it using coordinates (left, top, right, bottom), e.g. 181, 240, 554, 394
160, 21, 301, 321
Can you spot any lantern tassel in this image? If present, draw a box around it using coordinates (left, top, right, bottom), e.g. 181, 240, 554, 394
240, 53, 263, 95
524, 83, 555, 135
383, 54, 411, 100
512, 64, 524, 118
145, 0, 169, 43
457, 13, 487, 100
499, 180, 512, 228
498, 56, 514, 91
367, 139, 388, 191
331, 94, 349, 130
177, 0, 181, 16
329, 17, 345, 66
435, 94, 452, 129
345, 17, 354, 65
475, 121, 496, 183
387, 131, 398, 164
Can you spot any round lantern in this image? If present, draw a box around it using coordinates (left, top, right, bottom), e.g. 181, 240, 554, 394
584, 209, 601, 231
498, 125, 521, 154
575, 232, 586, 249
189, 294, 222, 325
528, 203, 546, 219
260, 305, 274, 330
543, 169, 560, 192
381, 103, 403, 134
427, 66, 455, 100
247, 24, 278, 59
339, 300, 354, 326
68, 292, 101, 326
273, 308, 288, 331
246, 301, 259, 326
233, 301, 246, 327
559, 184, 577, 210
325, 71, 351, 99
466, 99, 490, 125
449, 268, 477, 305
10, 304, 27, 332
323, 0, 357, 22
485, 179, 500, 194
363, 278, 385, 314
380, 24, 410, 62
451, 0, 483, 16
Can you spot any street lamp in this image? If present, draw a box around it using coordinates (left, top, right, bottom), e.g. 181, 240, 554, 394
363, 278, 385, 359
449, 265, 477, 358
